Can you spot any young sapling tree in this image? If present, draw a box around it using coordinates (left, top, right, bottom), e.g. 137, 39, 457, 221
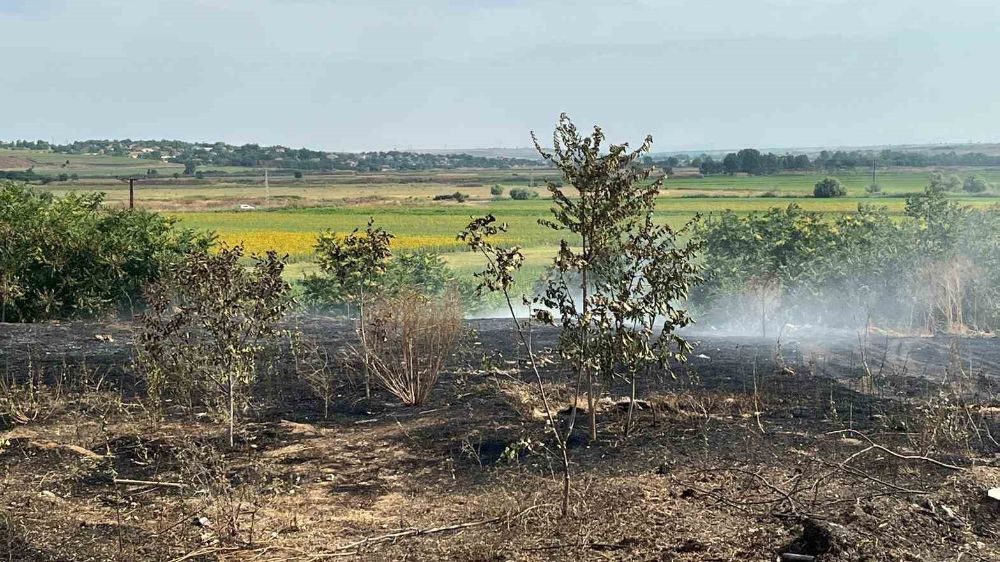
313, 218, 394, 398
459, 214, 573, 517
137, 245, 293, 446
532, 113, 702, 440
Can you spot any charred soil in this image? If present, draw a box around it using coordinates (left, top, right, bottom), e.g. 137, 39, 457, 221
1, 318, 998, 561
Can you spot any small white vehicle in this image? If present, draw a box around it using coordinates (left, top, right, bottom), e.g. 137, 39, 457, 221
239, 204, 257, 211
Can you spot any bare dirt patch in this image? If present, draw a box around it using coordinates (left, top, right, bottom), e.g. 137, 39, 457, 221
0, 155, 35, 170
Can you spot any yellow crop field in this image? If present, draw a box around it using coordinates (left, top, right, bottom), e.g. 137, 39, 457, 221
214, 231, 318, 257
215, 231, 469, 259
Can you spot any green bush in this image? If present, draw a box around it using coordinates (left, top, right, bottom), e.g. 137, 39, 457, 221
929, 171, 962, 193
0, 182, 212, 322
490, 184, 504, 196
432, 192, 468, 202
302, 248, 463, 311
813, 177, 846, 198
963, 175, 991, 193
694, 193, 1000, 333
509, 188, 539, 200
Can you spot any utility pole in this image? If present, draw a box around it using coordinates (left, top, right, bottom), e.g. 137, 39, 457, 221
872, 157, 876, 187
119, 177, 138, 209
264, 168, 270, 207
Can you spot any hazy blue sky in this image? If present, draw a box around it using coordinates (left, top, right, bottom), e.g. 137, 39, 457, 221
1, 0, 998, 152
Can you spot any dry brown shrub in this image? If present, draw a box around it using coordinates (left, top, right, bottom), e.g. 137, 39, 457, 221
917, 256, 980, 334
362, 289, 463, 405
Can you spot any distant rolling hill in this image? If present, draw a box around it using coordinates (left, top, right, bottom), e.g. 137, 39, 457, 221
414, 147, 542, 160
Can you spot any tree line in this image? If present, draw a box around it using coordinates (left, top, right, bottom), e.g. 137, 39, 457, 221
656, 148, 1000, 176
0, 139, 540, 172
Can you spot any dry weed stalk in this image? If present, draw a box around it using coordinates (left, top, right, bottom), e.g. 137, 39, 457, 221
362, 289, 462, 405
289, 330, 337, 418
0, 354, 57, 427
920, 257, 976, 333
0, 504, 20, 562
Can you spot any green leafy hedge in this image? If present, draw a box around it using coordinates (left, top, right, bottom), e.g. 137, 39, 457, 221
0, 182, 212, 322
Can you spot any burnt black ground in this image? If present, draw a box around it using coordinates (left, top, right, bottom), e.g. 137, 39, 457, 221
1, 317, 999, 561
1, 316, 997, 392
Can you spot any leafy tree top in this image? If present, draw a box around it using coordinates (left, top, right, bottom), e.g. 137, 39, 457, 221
314, 217, 394, 301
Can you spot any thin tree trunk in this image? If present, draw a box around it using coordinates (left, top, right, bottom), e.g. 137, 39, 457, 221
624, 373, 636, 438
560, 447, 571, 517
587, 372, 596, 441
359, 292, 371, 399
228, 374, 235, 447
581, 230, 596, 442
760, 288, 767, 339
503, 290, 572, 517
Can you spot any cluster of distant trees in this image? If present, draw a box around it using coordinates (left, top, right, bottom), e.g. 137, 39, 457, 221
655, 148, 1000, 176
0, 139, 539, 172
0, 168, 57, 184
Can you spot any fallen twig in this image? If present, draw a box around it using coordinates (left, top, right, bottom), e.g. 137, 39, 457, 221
113, 478, 187, 489
809, 455, 929, 496
695, 467, 802, 517
827, 429, 965, 471
167, 546, 239, 562
327, 504, 547, 554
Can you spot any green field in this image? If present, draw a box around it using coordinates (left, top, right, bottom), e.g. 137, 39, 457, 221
0, 148, 185, 177
663, 169, 1000, 195
6, 146, 998, 284
170, 192, 1000, 288
171, 194, 1000, 259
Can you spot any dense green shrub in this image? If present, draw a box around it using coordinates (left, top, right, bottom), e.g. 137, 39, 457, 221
813, 176, 846, 198
490, 184, 504, 196
929, 171, 962, 193
695, 190, 1000, 333
509, 188, 539, 200
694, 204, 843, 334
963, 175, 991, 193
302, 248, 463, 311
0, 182, 211, 322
